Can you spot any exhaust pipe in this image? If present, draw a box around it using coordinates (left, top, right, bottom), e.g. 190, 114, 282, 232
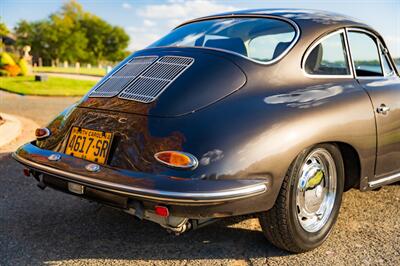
35, 173, 47, 190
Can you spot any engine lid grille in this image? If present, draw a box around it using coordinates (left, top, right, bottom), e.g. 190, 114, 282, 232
89, 56, 158, 97
89, 55, 194, 102
118, 56, 194, 103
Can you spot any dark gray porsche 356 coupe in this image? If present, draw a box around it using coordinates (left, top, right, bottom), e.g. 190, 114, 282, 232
13, 9, 400, 252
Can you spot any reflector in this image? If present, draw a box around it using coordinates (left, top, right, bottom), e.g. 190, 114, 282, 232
23, 168, 30, 177
155, 205, 170, 217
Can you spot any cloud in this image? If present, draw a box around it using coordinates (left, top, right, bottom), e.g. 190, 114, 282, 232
143, 19, 156, 27
125, 0, 238, 51
127, 26, 161, 51
384, 35, 400, 57
166, 18, 182, 28
137, 0, 236, 22
122, 2, 132, 10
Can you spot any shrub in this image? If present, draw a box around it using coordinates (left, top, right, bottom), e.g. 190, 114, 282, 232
18, 58, 29, 76
0, 69, 9, 76
3, 64, 21, 77
0, 52, 16, 67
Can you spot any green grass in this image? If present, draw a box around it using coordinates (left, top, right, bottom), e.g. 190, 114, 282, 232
0, 76, 96, 96
33, 66, 107, 76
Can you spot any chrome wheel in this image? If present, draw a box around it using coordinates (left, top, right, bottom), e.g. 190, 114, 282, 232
296, 148, 337, 233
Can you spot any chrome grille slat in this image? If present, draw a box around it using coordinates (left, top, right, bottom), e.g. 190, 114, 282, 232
142, 63, 186, 81
159, 56, 194, 65
119, 78, 170, 101
113, 63, 151, 77
89, 56, 158, 98
118, 56, 194, 103
89, 77, 132, 97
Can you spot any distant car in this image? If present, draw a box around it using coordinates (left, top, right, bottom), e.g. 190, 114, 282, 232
13, 9, 400, 253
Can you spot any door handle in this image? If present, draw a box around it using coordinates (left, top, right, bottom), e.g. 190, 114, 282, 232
377, 104, 390, 115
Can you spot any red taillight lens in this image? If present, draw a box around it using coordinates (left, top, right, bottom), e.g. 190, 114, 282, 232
154, 205, 169, 217
35, 127, 50, 139
154, 151, 198, 169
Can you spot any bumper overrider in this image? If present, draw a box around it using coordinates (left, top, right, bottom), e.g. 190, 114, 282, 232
13, 143, 272, 231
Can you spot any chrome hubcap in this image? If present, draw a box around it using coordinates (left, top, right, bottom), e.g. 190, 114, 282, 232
296, 148, 337, 232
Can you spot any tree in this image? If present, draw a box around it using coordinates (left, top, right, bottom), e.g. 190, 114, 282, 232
14, 0, 130, 65
104, 26, 130, 62
0, 19, 9, 36
80, 14, 130, 63
0, 18, 10, 52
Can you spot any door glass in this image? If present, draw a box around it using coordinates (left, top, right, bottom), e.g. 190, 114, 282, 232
380, 44, 394, 76
348, 31, 383, 77
305, 32, 350, 75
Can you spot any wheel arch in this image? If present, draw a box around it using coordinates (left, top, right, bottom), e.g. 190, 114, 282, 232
335, 142, 362, 191
282, 141, 362, 192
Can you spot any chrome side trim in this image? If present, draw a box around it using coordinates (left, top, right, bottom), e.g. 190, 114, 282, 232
12, 152, 267, 203
368, 172, 400, 188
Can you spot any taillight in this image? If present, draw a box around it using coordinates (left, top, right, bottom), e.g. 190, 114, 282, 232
35, 127, 51, 139
154, 151, 198, 169
23, 168, 30, 177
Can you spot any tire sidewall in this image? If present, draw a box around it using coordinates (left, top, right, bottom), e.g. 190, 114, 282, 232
288, 144, 345, 250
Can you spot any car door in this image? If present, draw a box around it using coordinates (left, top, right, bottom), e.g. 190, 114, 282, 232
347, 28, 400, 184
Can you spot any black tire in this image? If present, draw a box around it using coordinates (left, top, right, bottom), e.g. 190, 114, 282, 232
259, 143, 345, 253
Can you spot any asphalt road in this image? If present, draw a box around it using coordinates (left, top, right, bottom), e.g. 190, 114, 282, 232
0, 90, 81, 126
0, 91, 399, 265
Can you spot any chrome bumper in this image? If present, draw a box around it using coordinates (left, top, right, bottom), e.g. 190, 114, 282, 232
12, 143, 268, 204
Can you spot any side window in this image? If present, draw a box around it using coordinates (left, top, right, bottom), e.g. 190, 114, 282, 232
305, 32, 350, 76
380, 44, 395, 76
347, 31, 383, 77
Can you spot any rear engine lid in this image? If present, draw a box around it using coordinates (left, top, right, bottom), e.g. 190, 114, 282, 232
79, 48, 246, 117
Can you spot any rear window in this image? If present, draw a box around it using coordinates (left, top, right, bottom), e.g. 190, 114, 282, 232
150, 18, 297, 63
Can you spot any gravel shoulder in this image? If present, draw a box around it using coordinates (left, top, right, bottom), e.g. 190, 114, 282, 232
0, 113, 22, 147
0, 92, 399, 265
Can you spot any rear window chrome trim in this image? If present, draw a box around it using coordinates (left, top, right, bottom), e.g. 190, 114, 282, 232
302, 28, 354, 79
158, 14, 301, 66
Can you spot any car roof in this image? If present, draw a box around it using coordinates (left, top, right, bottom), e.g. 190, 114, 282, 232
179, 8, 373, 36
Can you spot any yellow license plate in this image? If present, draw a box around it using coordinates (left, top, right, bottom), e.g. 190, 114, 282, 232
65, 127, 113, 164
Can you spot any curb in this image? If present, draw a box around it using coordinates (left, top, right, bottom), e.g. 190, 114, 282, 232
0, 113, 22, 147
33, 71, 102, 81
33, 71, 104, 78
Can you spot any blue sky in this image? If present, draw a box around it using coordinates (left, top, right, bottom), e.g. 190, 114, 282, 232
1, 0, 399, 57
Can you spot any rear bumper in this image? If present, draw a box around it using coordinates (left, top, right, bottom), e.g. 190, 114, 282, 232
13, 143, 271, 217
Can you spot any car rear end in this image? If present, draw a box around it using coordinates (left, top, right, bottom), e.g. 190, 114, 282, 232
13, 15, 299, 232
13, 48, 272, 232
